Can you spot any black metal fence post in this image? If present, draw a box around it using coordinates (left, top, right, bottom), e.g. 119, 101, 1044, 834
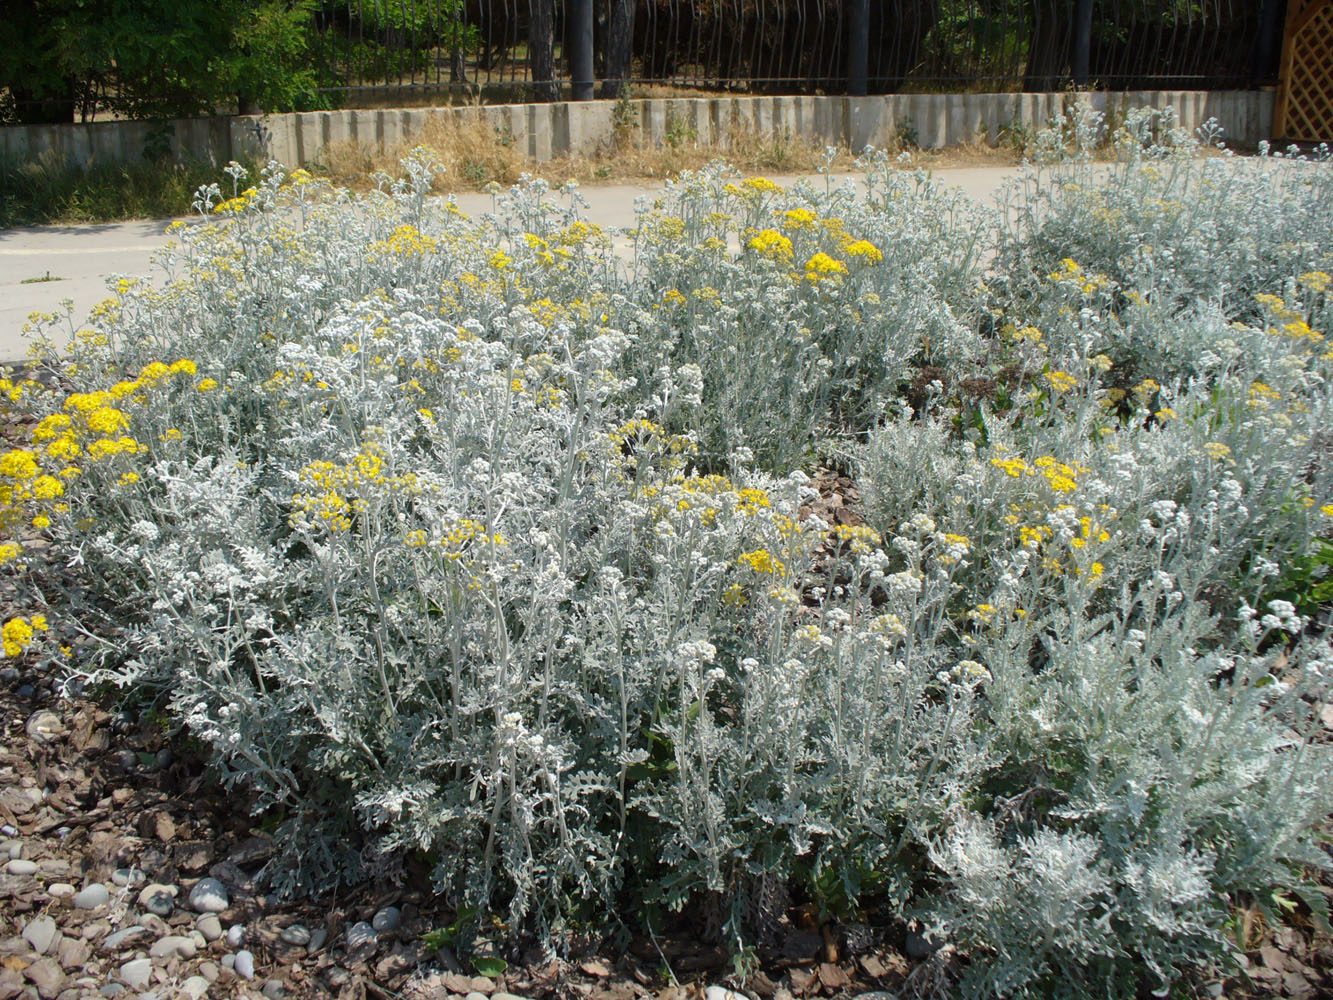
1252, 0, 1286, 85
1072, 0, 1095, 87
847, 0, 869, 96
570, 0, 595, 100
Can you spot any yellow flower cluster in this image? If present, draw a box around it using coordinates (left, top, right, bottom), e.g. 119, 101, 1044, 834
611, 418, 666, 445
292, 490, 356, 533
748, 229, 794, 261
213, 186, 259, 215
20, 358, 196, 491
1019, 524, 1052, 549
86, 437, 143, 461
781, 208, 818, 230
833, 523, 880, 554
0, 445, 66, 536
804, 252, 848, 281
643, 476, 778, 528
735, 487, 771, 515
968, 603, 998, 625
557, 220, 606, 246
1047, 257, 1110, 295
291, 447, 420, 534
434, 518, 507, 560
1255, 292, 1326, 344
607, 420, 695, 475
1298, 271, 1330, 294
522, 225, 595, 266
529, 297, 571, 325
524, 232, 556, 267
1069, 515, 1112, 550
370, 224, 438, 258
1249, 381, 1281, 403
1254, 293, 1302, 322
738, 548, 785, 575
0, 376, 37, 403
870, 613, 908, 638
937, 532, 971, 565
844, 240, 884, 264
1009, 502, 1112, 581
990, 453, 1089, 494
1277, 319, 1324, 343
2, 614, 47, 657
1044, 370, 1078, 394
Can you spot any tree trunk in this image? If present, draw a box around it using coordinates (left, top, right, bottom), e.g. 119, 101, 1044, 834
1024, 0, 1068, 92
600, 0, 634, 98
450, 40, 468, 84
529, 0, 558, 101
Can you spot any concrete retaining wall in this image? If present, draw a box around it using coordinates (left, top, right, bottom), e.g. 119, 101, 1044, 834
0, 116, 234, 167
1, 91, 1276, 170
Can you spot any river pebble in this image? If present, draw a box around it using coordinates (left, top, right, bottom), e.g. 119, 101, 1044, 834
73, 883, 110, 909
188, 877, 229, 913
149, 934, 197, 960
346, 921, 377, 949
279, 924, 311, 946
119, 958, 152, 990
371, 906, 401, 932
21, 916, 59, 955
137, 883, 176, 917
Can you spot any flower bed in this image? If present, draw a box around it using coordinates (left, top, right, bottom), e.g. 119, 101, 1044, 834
3, 111, 1332, 997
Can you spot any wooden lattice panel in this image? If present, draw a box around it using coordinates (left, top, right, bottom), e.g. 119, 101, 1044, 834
1277, 0, 1333, 142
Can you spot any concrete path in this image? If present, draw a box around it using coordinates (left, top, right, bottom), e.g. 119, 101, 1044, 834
0, 166, 1023, 364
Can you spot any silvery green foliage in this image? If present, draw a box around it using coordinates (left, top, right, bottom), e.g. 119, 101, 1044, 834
625, 153, 990, 468
917, 599, 1330, 999
6, 132, 1331, 996
858, 390, 1333, 995
996, 106, 1333, 320
851, 115, 1333, 995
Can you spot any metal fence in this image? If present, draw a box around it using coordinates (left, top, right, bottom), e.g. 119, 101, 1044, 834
0, 0, 1288, 124
311, 0, 1285, 103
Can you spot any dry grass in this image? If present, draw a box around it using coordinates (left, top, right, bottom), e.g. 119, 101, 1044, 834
313, 113, 1024, 195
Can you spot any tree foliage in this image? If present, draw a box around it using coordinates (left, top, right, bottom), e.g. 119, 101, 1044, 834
0, 0, 325, 123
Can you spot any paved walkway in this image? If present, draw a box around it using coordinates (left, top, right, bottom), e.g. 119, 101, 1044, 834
0, 166, 1023, 364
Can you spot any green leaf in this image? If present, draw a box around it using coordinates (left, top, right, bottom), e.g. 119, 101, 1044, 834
472, 956, 508, 978
1291, 884, 1332, 934
421, 928, 452, 952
